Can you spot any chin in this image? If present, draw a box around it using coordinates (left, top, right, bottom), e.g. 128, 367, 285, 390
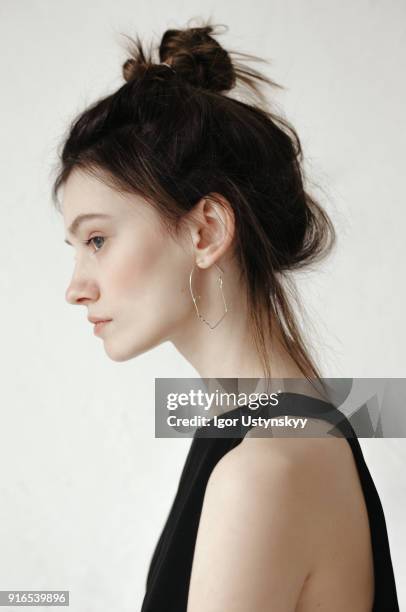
102, 335, 166, 362
104, 349, 133, 363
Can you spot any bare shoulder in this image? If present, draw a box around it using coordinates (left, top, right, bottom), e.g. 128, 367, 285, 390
240, 423, 355, 471
210, 429, 356, 512
240, 410, 357, 481
186, 433, 356, 611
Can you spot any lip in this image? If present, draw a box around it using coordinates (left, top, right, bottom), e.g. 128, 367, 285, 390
88, 316, 112, 324
88, 318, 112, 336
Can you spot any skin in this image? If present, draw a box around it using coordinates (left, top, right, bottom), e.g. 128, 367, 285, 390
63, 167, 304, 378
62, 167, 374, 611
188, 435, 374, 612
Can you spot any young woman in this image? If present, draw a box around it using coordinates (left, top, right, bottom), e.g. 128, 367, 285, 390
53, 22, 399, 611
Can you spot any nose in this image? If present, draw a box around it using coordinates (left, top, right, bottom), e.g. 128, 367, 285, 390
65, 266, 100, 305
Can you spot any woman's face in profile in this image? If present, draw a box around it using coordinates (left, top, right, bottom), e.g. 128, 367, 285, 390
62, 168, 193, 361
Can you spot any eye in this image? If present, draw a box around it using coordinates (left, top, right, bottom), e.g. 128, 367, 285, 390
84, 235, 105, 252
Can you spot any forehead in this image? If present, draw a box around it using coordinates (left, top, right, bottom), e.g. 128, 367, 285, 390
61, 168, 168, 244
61, 169, 131, 224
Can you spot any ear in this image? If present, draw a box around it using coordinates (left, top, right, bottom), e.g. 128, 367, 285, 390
186, 193, 235, 268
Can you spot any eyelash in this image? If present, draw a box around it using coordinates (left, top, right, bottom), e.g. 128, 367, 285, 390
83, 235, 105, 252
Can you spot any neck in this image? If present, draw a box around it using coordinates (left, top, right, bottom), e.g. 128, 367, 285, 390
170, 299, 306, 380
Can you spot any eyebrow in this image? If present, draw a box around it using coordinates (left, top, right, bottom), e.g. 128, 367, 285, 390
64, 213, 113, 245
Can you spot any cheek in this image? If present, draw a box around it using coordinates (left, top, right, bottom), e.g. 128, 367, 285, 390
104, 230, 187, 309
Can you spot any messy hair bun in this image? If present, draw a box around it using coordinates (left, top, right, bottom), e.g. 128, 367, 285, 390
52, 19, 336, 381
123, 24, 236, 93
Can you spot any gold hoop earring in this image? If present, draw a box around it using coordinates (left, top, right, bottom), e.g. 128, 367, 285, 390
189, 263, 228, 330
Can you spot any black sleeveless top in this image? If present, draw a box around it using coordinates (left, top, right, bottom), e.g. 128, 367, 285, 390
141, 392, 400, 611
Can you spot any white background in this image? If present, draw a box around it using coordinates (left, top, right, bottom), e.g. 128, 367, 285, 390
1, 1, 405, 609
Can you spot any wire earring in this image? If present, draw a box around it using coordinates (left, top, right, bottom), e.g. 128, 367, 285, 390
189, 263, 228, 330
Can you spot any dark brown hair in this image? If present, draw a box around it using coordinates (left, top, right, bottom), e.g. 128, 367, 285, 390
51, 19, 336, 381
